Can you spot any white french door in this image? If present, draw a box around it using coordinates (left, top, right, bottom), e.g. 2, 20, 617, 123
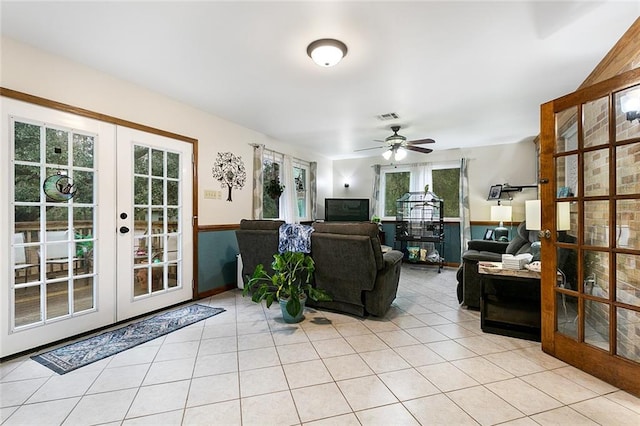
1, 98, 194, 358
115, 127, 193, 320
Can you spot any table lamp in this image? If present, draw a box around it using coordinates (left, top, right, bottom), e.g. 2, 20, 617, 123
525, 200, 542, 261
491, 204, 512, 241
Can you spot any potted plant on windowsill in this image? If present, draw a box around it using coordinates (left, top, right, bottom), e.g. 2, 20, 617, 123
242, 251, 331, 323
265, 178, 284, 200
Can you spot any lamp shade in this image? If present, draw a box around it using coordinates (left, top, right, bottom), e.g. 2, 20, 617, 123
394, 147, 407, 161
307, 39, 348, 67
557, 201, 571, 231
620, 89, 640, 113
490, 205, 512, 223
525, 200, 541, 231
382, 149, 392, 160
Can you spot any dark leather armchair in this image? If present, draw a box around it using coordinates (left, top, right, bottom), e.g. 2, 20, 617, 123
310, 222, 403, 317
459, 222, 538, 309
235, 219, 284, 286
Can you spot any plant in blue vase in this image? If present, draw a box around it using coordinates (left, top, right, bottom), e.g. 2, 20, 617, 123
243, 251, 331, 323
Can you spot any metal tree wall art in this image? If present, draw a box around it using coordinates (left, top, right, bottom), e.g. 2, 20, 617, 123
212, 152, 246, 202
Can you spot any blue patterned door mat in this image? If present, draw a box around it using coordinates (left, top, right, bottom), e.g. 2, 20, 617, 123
31, 304, 225, 374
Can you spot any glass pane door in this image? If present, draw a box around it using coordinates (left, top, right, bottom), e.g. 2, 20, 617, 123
541, 69, 640, 396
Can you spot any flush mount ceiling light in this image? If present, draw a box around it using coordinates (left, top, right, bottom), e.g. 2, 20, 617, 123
307, 38, 348, 67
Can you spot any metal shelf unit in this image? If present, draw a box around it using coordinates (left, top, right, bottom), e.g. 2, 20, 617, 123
394, 191, 445, 272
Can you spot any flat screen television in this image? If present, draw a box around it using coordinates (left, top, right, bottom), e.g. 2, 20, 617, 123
324, 198, 370, 222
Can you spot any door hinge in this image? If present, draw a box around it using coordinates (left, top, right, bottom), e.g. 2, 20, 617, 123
192, 215, 198, 227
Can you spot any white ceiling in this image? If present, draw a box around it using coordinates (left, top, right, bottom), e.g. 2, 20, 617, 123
1, 1, 638, 160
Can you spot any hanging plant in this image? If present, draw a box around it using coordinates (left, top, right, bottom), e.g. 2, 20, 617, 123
265, 178, 284, 199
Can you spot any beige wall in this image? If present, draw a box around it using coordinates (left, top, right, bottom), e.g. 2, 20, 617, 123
332, 140, 538, 222
0, 37, 333, 225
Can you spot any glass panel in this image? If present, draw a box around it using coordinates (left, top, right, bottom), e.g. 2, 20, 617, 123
134, 145, 149, 175
557, 293, 578, 339
584, 250, 609, 298
46, 127, 69, 166
584, 149, 609, 196
432, 167, 461, 217
167, 208, 179, 232
584, 299, 609, 351
73, 133, 94, 168
151, 149, 164, 177
15, 206, 41, 243
582, 97, 609, 148
616, 199, 639, 250
46, 206, 68, 230
151, 178, 164, 205
73, 170, 94, 204
263, 160, 281, 219
555, 108, 578, 153
616, 143, 640, 196
14, 164, 41, 202
135, 237, 149, 262
384, 171, 410, 217
134, 267, 149, 296
151, 209, 164, 234
15, 286, 41, 327
134, 176, 149, 205
615, 85, 640, 141
46, 281, 69, 319
617, 308, 640, 363
584, 200, 609, 247
557, 246, 578, 291
168, 262, 179, 288
167, 180, 178, 206
14, 121, 41, 163
151, 265, 164, 292
13, 234, 40, 284
73, 207, 94, 238
616, 253, 640, 306
555, 154, 577, 198
167, 152, 179, 179
73, 278, 94, 312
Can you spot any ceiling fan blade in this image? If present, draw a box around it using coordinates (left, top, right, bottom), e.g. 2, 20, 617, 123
354, 146, 386, 152
407, 146, 433, 154
407, 138, 435, 145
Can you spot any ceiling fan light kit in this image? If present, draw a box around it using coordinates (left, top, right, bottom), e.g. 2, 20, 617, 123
307, 38, 347, 67
355, 125, 436, 160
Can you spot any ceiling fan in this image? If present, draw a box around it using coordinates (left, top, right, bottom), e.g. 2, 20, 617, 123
355, 125, 435, 160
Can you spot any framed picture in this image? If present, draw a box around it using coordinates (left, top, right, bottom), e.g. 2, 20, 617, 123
487, 184, 502, 200
483, 228, 494, 240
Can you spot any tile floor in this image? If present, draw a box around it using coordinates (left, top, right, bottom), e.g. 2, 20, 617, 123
1, 265, 639, 425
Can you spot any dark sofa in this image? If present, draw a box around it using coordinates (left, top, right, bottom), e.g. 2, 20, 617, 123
235, 220, 403, 317
459, 221, 537, 309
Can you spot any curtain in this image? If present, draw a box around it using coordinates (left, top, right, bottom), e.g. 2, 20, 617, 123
371, 164, 381, 218
409, 163, 432, 194
281, 155, 297, 223
251, 144, 264, 219
310, 162, 317, 221
459, 158, 471, 256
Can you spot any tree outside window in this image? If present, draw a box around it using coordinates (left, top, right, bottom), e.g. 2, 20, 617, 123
383, 171, 410, 217
432, 167, 460, 217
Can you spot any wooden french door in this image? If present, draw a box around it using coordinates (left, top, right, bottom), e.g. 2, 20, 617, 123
539, 67, 640, 396
2, 95, 195, 358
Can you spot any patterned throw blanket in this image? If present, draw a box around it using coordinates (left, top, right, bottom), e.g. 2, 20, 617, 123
278, 223, 314, 253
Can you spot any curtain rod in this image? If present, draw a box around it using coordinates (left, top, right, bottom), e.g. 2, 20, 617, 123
250, 143, 309, 165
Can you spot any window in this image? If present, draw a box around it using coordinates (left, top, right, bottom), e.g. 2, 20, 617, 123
261, 150, 311, 221
262, 151, 283, 219
293, 160, 310, 221
379, 162, 460, 219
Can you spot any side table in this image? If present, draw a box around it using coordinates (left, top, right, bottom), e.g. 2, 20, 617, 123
478, 262, 541, 342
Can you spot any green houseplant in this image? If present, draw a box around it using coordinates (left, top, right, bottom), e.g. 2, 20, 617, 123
243, 251, 331, 323
265, 178, 284, 199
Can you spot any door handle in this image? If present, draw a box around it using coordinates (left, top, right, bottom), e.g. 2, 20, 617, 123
119, 226, 130, 234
